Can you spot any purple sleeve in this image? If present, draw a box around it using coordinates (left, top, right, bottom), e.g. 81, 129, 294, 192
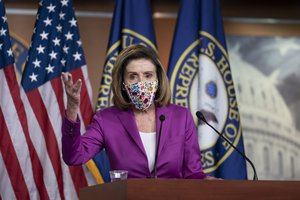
182, 109, 207, 179
61, 112, 104, 165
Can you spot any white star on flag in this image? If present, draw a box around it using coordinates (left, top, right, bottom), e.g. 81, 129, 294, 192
0, 27, 7, 36
60, 58, 66, 66
32, 58, 41, 68
59, 11, 65, 20
43, 17, 52, 26
29, 72, 38, 82
52, 37, 61, 46
2, 15, 7, 22
63, 45, 69, 53
56, 24, 62, 32
65, 31, 73, 40
69, 18, 77, 27
45, 64, 54, 73
73, 51, 81, 60
61, 0, 69, 7
49, 50, 57, 60
47, 3, 56, 13
7, 48, 13, 56
77, 40, 82, 46
40, 31, 48, 40
36, 44, 45, 54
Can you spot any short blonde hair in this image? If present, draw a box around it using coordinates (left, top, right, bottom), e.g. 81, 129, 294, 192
112, 44, 171, 109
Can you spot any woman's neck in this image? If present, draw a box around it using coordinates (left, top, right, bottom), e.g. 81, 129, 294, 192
133, 104, 156, 132
133, 103, 156, 115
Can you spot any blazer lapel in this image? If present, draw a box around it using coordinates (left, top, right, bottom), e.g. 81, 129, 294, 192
156, 106, 172, 157
115, 106, 172, 160
116, 108, 146, 155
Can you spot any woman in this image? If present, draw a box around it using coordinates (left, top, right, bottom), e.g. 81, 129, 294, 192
61, 44, 208, 179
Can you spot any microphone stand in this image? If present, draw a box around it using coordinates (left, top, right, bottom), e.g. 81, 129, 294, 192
153, 115, 165, 179
196, 111, 258, 180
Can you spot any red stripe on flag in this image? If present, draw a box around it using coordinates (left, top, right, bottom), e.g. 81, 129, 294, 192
3, 66, 50, 200
0, 108, 30, 200
50, 77, 65, 118
71, 68, 93, 128
68, 166, 88, 192
50, 77, 88, 193
26, 89, 65, 200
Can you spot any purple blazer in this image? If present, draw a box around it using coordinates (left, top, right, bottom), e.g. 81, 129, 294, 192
62, 104, 206, 179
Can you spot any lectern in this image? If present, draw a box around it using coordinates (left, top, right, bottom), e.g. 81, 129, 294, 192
80, 179, 300, 200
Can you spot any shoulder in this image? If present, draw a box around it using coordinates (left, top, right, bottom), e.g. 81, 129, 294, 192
95, 106, 120, 115
163, 104, 191, 115
94, 106, 127, 120
159, 104, 194, 122
160, 104, 196, 133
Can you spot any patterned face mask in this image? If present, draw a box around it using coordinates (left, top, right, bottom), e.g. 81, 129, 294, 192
124, 80, 159, 111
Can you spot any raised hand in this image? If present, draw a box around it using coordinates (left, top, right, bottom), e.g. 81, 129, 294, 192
61, 72, 82, 121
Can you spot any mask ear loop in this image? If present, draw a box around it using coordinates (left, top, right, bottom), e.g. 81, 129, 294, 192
154, 80, 159, 101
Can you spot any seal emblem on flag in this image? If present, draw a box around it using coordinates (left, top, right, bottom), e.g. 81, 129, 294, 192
170, 31, 242, 173
10, 33, 28, 74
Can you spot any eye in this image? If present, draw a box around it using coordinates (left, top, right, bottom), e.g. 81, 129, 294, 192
145, 72, 154, 78
129, 74, 137, 80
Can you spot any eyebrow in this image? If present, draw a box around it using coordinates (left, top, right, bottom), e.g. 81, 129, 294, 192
126, 71, 155, 74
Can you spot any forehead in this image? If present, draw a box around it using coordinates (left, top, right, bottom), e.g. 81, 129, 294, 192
125, 58, 156, 72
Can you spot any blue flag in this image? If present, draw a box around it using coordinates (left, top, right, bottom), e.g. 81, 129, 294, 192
167, 0, 247, 179
94, 0, 157, 182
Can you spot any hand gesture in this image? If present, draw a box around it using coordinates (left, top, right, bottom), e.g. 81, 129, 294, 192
61, 72, 82, 121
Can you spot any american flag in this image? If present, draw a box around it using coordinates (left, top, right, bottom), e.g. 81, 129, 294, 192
0, 1, 31, 199
1, 0, 96, 199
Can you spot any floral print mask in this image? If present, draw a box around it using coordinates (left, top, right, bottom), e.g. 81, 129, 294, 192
124, 80, 158, 111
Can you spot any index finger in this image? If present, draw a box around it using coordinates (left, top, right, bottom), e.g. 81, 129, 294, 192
61, 72, 73, 85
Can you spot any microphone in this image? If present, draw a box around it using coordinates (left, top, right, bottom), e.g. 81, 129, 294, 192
153, 114, 165, 178
196, 111, 258, 180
